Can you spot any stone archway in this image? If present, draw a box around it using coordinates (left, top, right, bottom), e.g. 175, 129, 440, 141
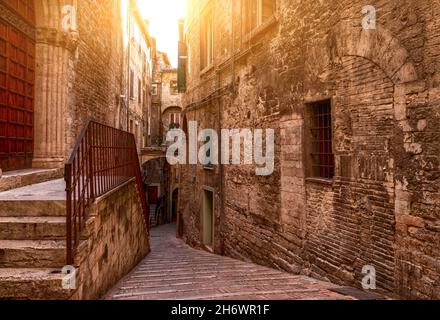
307, 23, 417, 86
32, 0, 78, 169
299, 22, 419, 292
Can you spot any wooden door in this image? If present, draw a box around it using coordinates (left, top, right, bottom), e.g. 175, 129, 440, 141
203, 190, 214, 248
0, 1, 35, 172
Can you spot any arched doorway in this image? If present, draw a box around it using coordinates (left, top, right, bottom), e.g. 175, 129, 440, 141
142, 156, 167, 227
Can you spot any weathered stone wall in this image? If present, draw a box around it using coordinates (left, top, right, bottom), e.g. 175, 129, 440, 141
70, 0, 123, 145
180, 0, 440, 299
73, 179, 150, 300
161, 70, 182, 113
31, 0, 125, 167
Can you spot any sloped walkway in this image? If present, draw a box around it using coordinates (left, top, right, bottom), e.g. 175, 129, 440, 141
104, 224, 360, 300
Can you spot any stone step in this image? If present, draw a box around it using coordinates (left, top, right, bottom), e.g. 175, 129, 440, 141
0, 168, 63, 193
0, 268, 74, 300
0, 217, 66, 240
0, 240, 65, 268
0, 200, 66, 217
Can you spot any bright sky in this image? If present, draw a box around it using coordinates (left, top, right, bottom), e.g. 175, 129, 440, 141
137, 0, 187, 67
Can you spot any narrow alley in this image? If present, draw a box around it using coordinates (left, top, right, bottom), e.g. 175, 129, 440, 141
105, 224, 358, 300
0, 0, 438, 303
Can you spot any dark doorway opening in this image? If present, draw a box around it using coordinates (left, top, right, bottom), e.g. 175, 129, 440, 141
202, 189, 214, 249
147, 186, 159, 205
172, 188, 178, 223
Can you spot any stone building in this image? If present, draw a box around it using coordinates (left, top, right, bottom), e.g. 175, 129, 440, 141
0, 0, 153, 174
122, 0, 153, 151
0, 0, 124, 172
178, 0, 440, 299
0, 0, 151, 299
149, 51, 183, 146
144, 50, 182, 225
148, 50, 169, 147
161, 69, 182, 139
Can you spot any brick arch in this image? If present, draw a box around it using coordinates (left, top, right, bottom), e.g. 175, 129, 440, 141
311, 23, 418, 85
162, 106, 182, 115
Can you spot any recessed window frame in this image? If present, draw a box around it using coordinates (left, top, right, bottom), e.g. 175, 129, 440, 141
304, 98, 335, 181
129, 69, 135, 100
200, 6, 214, 72
242, 0, 276, 36
170, 79, 178, 95
138, 78, 142, 104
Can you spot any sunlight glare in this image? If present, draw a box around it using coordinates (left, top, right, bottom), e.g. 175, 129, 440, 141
137, 0, 187, 67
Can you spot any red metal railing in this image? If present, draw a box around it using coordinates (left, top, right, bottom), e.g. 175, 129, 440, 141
65, 120, 149, 265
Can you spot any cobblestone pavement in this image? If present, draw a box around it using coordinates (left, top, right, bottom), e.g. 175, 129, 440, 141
104, 224, 358, 300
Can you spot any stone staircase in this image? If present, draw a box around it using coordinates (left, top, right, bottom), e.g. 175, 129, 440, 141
0, 168, 63, 192
0, 179, 74, 299
149, 205, 157, 227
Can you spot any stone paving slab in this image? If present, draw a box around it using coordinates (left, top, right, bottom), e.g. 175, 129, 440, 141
0, 169, 64, 192
104, 224, 359, 300
0, 179, 66, 201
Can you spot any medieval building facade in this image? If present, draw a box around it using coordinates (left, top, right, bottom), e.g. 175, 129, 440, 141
0, 0, 154, 175
123, 0, 154, 151
178, 0, 440, 299
0, 0, 154, 299
0, 0, 123, 172
144, 49, 182, 226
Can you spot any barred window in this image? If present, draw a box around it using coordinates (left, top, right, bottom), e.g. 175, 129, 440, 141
306, 99, 334, 179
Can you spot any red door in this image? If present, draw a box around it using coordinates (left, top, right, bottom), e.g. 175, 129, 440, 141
147, 187, 159, 205
0, 1, 35, 172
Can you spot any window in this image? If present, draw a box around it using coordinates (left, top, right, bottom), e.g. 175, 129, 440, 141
242, 0, 275, 34
129, 70, 134, 99
138, 78, 142, 103
306, 99, 334, 179
200, 9, 213, 70
170, 113, 181, 129
170, 80, 178, 94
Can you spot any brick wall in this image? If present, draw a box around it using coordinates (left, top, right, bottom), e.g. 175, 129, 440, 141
70, 0, 123, 148
73, 180, 150, 300
180, 0, 440, 299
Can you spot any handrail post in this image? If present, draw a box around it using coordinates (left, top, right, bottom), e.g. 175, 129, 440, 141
88, 124, 95, 200
65, 163, 73, 266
